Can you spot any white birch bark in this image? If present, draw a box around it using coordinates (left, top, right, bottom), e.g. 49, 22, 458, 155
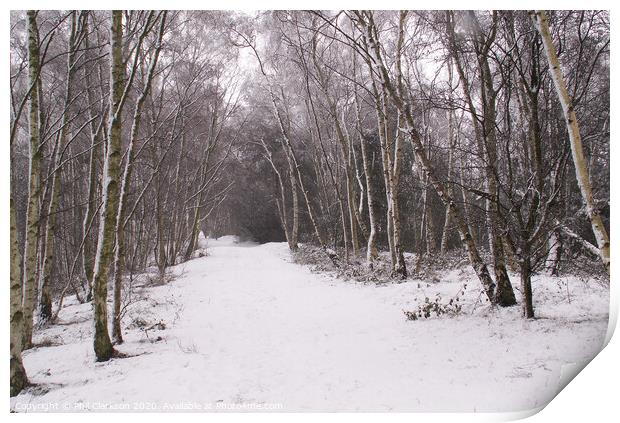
546, 230, 562, 276
533, 10, 610, 274
112, 10, 164, 344
353, 68, 379, 265
82, 12, 107, 297
38, 11, 81, 323
22, 10, 43, 349
91, 10, 125, 361
10, 196, 28, 396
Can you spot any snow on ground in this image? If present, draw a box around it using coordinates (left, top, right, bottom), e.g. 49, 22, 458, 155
11, 238, 610, 412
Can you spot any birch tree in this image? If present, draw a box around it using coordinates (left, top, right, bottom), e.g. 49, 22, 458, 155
111, 11, 165, 343
533, 10, 610, 274
22, 10, 43, 348
38, 11, 85, 323
91, 10, 125, 361
10, 196, 28, 396
81, 12, 107, 296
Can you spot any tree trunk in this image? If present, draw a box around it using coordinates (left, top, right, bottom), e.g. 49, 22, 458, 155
269, 88, 325, 252
310, 38, 360, 256
533, 10, 610, 274
82, 13, 105, 298
422, 172, 436, 255
372, 81, 397, 269
22, 10, 43, 349
519, 251, 535, 318
286, 150, 299, 250
38, 11, 81, 324
391, 112, 407, 277
156, 185, 167, 279
10, 196, 28, 396
184, 198, 202, 261
440, 107, 456, 254
112, 11, 164, 344
354, 88, 379, 266
262, 140, 293, 248
390, 12, 408, 278
91, 10, 125, 362
546, 229, 562, 276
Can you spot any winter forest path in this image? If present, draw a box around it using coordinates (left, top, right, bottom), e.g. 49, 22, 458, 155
121, 238, 605, 412
166, 239, 419, 411
13, 237, 609, 412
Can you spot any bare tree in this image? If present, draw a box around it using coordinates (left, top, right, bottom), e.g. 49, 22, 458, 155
10, 195, 28, 396
533, 10, 610, 274
91, 10, 125, 361
22, 10, 43, 348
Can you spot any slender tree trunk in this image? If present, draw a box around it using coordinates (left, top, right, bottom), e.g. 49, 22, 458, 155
91, 10, 125, 361
38, 11, 81, 324
546, 229, 562, 276
82, 14, 104, 297
286, 161, 299, 249
270, 89, 324, 252
10, 196, 28, 396
422, 172, 436, 255
479, 59, 517, 307
391, 113, 407, 277
344, 167, 360, 255
441, 73, 457, 254
533, 10, 610, 274
353, 82, 379, 266
22, 10, 43, 349
458, 149, 474, 240
373, 83, 397, 268
309, 37, 360, 256
419, 111, 437, 256
156, 182, 167, 279
169, 127, 186, 262
262, 140, 293, 247
348, 128, 369, 243
269, 97, 299, 250
390, 12, 408, 277
361, 19, 405, 276
519, 244, 535, 318
184, 194, 202, 261
301, 85, 344, 259
112, 11, 164, 344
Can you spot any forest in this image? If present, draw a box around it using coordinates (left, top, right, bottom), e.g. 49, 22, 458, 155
9, 10, 609, 409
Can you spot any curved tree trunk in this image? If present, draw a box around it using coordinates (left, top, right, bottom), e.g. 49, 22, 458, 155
533, 10, 610, 274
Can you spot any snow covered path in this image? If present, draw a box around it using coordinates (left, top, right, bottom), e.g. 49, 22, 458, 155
11, 238, 610, 412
